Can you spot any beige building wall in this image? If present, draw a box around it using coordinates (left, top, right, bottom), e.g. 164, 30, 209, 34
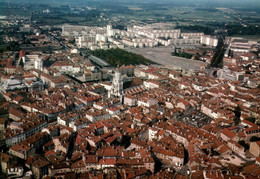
250, 141, 260, 157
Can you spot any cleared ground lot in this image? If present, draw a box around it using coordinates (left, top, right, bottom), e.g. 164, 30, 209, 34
126, 47, 206, 71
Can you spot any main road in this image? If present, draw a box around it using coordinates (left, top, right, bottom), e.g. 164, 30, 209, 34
125, 47, 207, 71
32, 24, 71, 50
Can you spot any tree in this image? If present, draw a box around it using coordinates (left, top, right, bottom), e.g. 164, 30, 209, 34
245, 117, 256, 123
19, 59, 24, 67
68, 39, 75, 44
90, 48, 155, 67
25, 39, 31, 44
250, 136, 260, 142
0, 46, 7, 53
234, 106, 241, 124
234, 117, 240, 125
171, 49, 177, 56
4, 119, 8, 128
86, 141, 91, 151
238, 140, 249, 150
211, 46, 225, 68
195, 54, 200, 60
211, 37, 225, 68
121, 135, 131, 148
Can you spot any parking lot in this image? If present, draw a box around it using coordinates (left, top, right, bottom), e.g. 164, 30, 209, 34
126, 47, 206, 71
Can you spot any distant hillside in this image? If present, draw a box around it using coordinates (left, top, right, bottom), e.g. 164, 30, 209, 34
2, 0, 260, 8
90, 48, 155, 67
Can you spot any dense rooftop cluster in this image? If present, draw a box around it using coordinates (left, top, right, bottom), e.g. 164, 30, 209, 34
0, 19, 260, 179
0, 49, 260, 178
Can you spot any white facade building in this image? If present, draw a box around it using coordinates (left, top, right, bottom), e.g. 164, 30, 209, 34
201, 35, 218, 47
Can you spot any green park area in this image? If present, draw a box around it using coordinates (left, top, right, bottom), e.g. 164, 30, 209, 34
90, 48, 155, 67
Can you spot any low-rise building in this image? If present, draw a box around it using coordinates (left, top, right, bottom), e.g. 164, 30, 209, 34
8, 143, 35, 160
0, 152, 13, 173
32, 158, 50, 179
250, 141, 260, 157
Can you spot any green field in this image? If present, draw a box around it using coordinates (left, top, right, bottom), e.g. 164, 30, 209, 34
234, 35, 260, 41
112, 6, 236, 24
0, 8, 29, 17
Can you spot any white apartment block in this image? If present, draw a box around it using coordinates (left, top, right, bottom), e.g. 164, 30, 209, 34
201, 35, 218, 47
128, 25, 181, 39
65, 23, 220, 49
62, 25, 107, 36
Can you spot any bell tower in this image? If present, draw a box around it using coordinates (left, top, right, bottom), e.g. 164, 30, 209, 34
108, 69, 124, 101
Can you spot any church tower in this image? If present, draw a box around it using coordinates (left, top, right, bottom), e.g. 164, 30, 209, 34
108, 69, 123, 101
34, 56, 43, 71
107, 24, 114, 37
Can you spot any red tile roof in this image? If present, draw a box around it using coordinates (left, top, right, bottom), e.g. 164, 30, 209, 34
99, 159, 116, 165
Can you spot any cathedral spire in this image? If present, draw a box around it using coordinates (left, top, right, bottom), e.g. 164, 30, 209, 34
108, 69, 124, 102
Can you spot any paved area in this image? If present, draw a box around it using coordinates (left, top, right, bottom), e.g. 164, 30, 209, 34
126, 47, 206, 71
219, 155, 245, 166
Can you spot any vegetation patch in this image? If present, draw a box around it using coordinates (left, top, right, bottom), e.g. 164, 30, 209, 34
171, 51, 192, 59
90, 48, 155, 67
211, 38, 225, 68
